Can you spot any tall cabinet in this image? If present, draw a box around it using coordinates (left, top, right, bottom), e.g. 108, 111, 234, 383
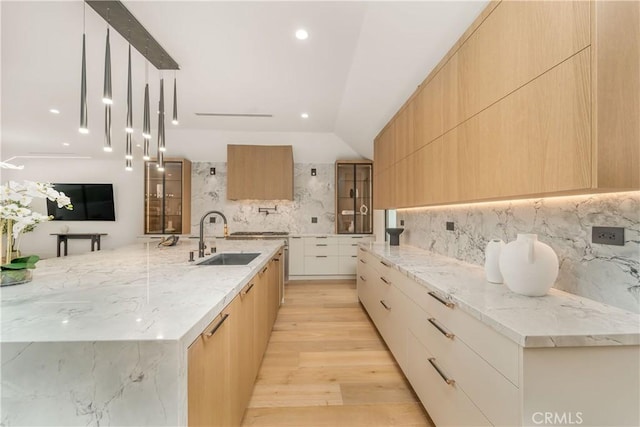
144, 158, 192, 234
335, 160, 373, 234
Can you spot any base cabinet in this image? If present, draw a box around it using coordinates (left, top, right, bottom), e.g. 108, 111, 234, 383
357, 249, 640, 427
188, 252, 282, 427
291, 235, 374, 277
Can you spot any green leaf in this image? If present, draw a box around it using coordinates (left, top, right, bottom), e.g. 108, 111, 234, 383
1, 255, 40, 270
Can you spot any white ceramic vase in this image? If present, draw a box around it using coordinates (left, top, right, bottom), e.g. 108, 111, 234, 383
499, 234, 559, 297
484, 239, 505, 284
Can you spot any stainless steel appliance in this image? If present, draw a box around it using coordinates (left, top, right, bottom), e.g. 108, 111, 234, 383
227, 232, 289, 283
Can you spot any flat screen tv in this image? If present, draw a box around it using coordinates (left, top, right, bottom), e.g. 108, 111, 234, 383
47, 184, 116, 221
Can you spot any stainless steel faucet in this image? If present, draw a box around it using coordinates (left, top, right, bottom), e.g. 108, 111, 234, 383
198, 210, 229, 257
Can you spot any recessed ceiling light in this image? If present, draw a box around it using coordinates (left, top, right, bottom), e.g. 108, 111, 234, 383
301, 113, 309, 119
49, 108, 60, 114
295, 29, 309, 40
62, 143, 70, 146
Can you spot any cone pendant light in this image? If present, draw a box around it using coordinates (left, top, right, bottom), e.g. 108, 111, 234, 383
79, 3, 88, 134
104, 105, 112, 152
143, 137, 150, 161
125, 133, 133, 160
172, 74, 178, 125
143, 83, 151, 139
103, 28, 112, 105
158, 78, 166, 153
79, 33, 89, 134
125, 45, 133, 133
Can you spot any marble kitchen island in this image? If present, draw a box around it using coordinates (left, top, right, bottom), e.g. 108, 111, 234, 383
0, 239, 284, 426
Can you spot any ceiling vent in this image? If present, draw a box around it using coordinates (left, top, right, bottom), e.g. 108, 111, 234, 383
195, 113, 273, 118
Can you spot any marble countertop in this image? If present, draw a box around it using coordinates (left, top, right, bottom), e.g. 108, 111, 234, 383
1, 239, 283, 346
361, 243, 640, 348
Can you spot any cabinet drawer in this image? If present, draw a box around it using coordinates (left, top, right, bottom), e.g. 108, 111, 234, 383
338, 235, 374, 245
338, 243, 360, 256
304, 236, 338, 246
407, 331, 491, 427
305, 244, 339, 256
408, 300, 519, 426
304, 256, 339, 275
338, 255, 358, 275
403, 278, 520, 385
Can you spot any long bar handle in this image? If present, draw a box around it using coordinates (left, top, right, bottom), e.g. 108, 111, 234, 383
380, 260, 391, 268
241, 283, 255, 296
359, 259, 367, 264
359, 275, 367, 282
428, 358, 455, 386
261, 266, 268, 274
428, 291, 455, 309
205, 313, 229, 337
428, 318, 455, 339
316, 244, 328, 247
379, 300, 391, 311
380, 276, 391, 285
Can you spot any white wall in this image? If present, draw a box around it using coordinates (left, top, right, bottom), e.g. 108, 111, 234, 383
1, 158, 143, 259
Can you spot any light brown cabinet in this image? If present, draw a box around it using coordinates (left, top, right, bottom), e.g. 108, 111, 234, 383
227, 145, 294, 200
374, 0, 639, 209
188, 300, 236, 427
188, 252, 282, 427
144, 158, 191, 234
336, 161, 374, 234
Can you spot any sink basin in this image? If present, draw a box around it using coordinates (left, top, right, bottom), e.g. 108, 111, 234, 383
197, 252, 260, 266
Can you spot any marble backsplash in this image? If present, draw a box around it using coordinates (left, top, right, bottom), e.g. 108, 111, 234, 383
191, 162, 335, 235
396, 192, 640, 313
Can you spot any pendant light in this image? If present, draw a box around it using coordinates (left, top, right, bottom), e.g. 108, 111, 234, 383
125, 44, 133, 133
172, 72, 178, 125
79, 3, 88, 134
125, 133, 133, 160
102, 27, 113, 105
125, 158, 133, 172
157, 150, 165, 172
142, 58, 151, 140
104, 105, 112, 152
158, 77, 166, 153
143, 138, 150, 161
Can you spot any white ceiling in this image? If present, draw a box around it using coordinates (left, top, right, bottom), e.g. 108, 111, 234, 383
0, 0, 487, 164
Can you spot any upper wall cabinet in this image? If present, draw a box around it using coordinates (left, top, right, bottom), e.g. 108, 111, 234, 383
144, 158, 192, 234
374, 0, 639, 209
227, 145, 294, 200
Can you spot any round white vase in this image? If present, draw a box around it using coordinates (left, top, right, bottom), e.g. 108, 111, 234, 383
499, 234, 559, 297
484, 239, 505, 284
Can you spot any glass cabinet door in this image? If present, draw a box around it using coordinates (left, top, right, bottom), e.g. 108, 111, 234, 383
336, 162, 373, 234
144, 161, 184, 234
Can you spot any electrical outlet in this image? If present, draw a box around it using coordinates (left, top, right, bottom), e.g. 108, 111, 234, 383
209, 217, 216, 223
592, 226, 624, 246
400, 219, 405, 226
446, 221, 455, 231
311, 217, 318, 223
210, 167, 216, 175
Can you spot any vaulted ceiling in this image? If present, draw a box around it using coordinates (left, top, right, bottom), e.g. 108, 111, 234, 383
1, 1, 487, 163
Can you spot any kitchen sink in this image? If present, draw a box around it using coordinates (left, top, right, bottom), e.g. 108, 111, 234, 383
197, 252, 260, 266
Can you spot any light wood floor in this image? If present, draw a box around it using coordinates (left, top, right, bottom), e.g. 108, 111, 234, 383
241, 280, 434, 427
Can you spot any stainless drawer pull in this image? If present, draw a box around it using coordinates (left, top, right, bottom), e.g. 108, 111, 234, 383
428, 291, 455, 309
316, 255, 328, 258
380, 276, 391, 285
359, 275, 367, 282
351, 236, 363, 239
428, 357, 455, 386
380, 260, 391, 268
359, 259, 367, 264
379, 300, 391, 311
316, 244, 328, 247
205, 313, 229, 337
241, 283, 255, 296
261, 266, 268, 274
351, 255, 357, 258
428, 318, 455, 339
291, 236, 302, 239
351, 244, 358, 246
316, 236, 328, 239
